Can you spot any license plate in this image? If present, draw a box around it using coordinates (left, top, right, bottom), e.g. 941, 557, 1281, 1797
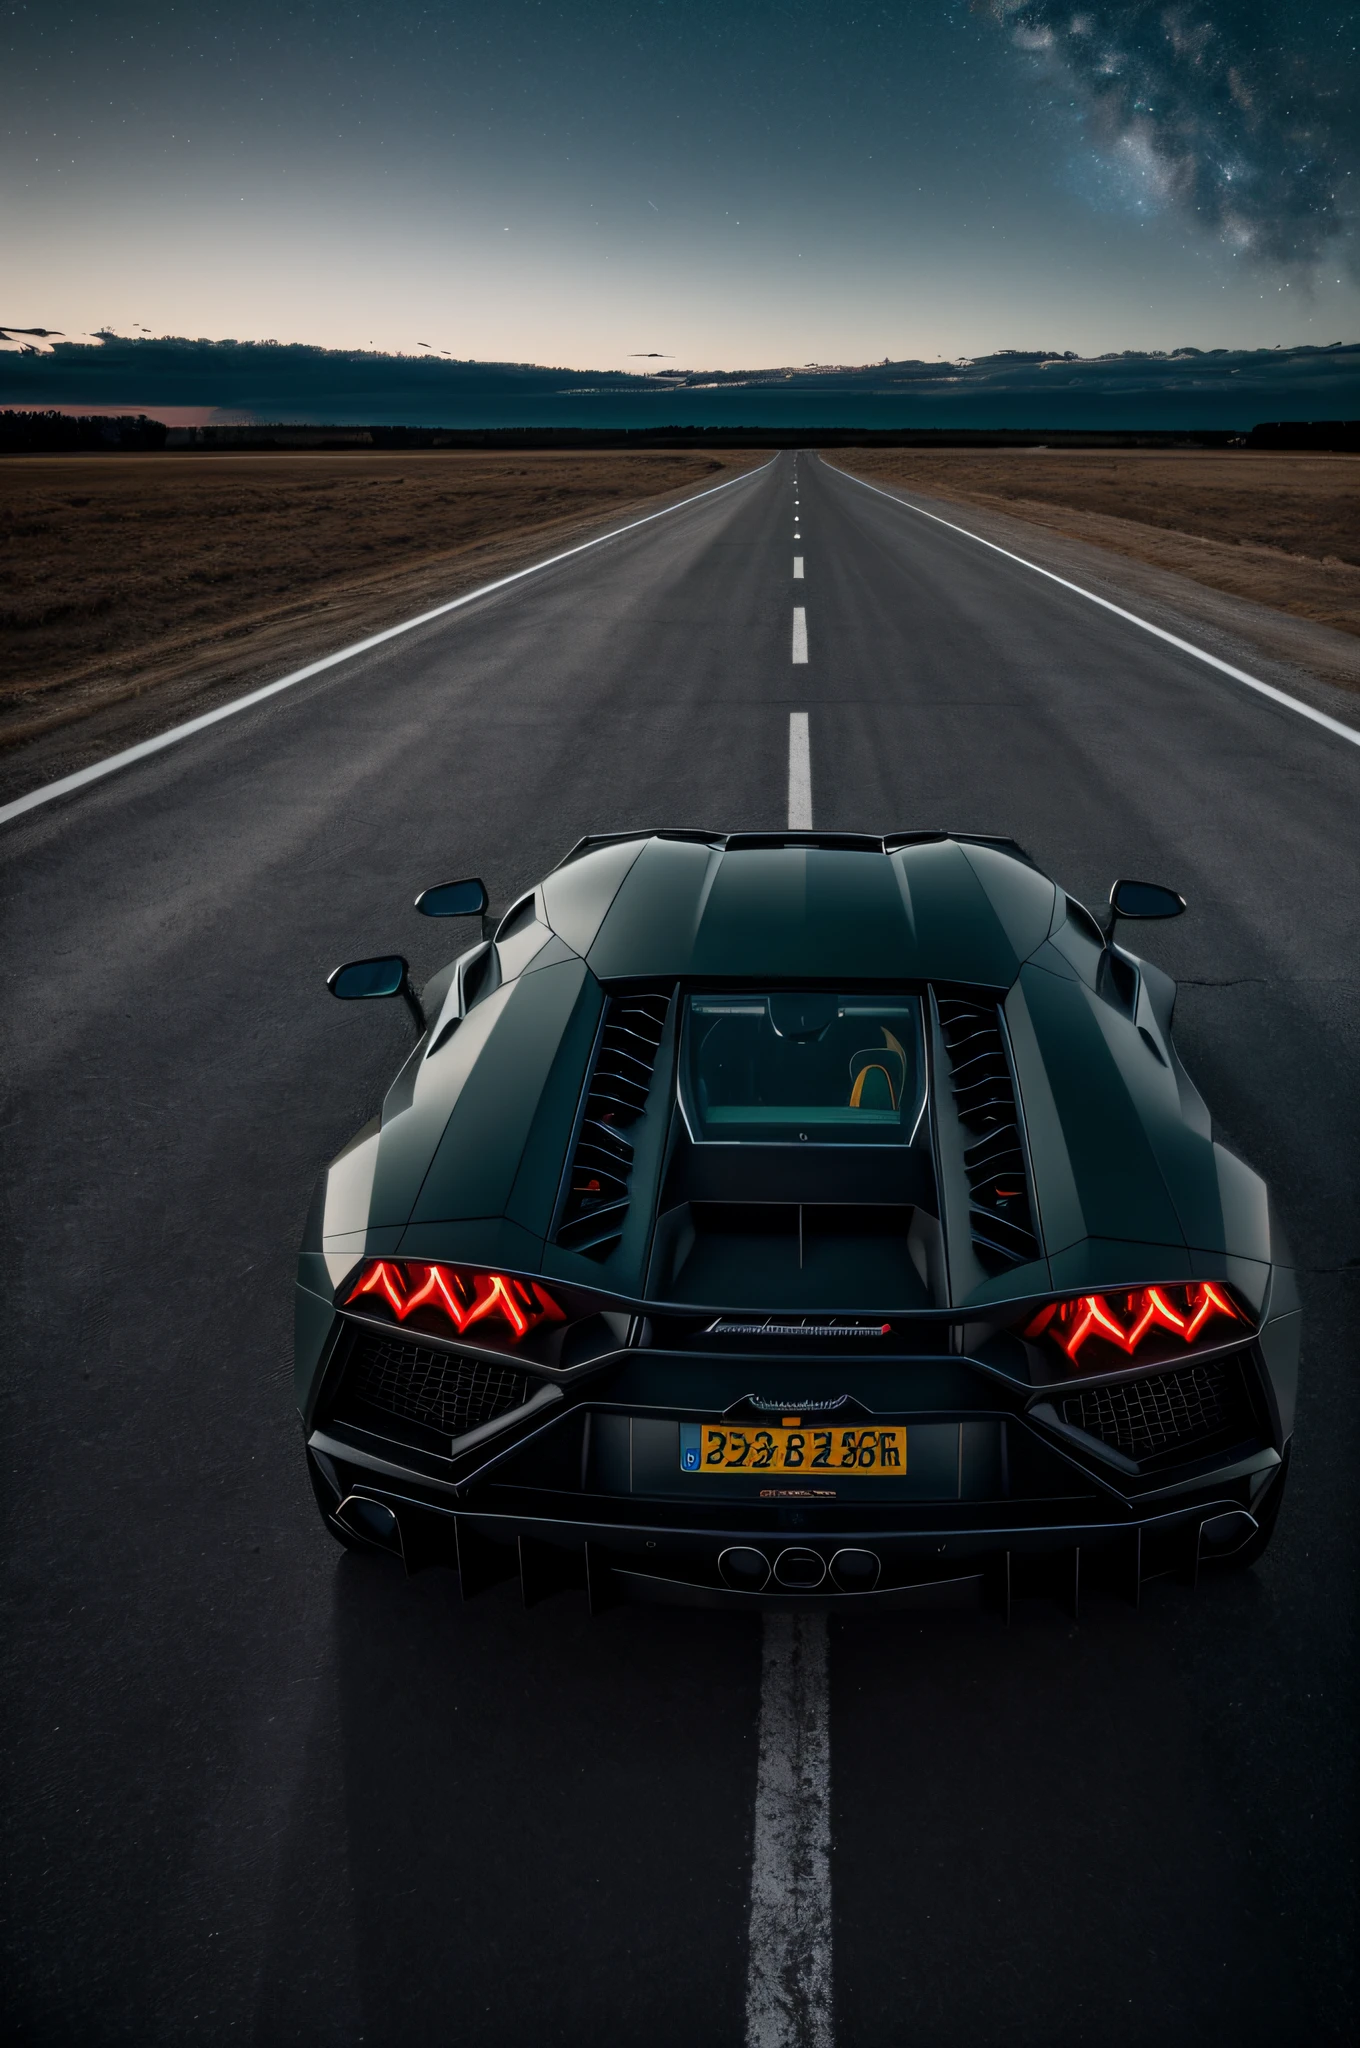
680, 1422, 907, 1475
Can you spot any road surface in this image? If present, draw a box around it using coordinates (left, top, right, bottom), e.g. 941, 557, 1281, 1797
3, 452, 1356, 2045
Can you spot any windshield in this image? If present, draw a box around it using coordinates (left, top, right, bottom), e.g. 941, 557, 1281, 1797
680, 992, 925, 1146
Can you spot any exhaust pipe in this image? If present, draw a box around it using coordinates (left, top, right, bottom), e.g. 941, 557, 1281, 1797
829, 1547, 882, 1592
336, 1495, 404, 1559
718, 1545, 884, 1593
773, 1547, 827, 1590
719, 1546, 771, 1592
1198, 1508, 1258, 1560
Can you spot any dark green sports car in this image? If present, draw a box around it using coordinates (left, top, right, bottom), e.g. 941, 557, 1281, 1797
296, 831, 1297, 1610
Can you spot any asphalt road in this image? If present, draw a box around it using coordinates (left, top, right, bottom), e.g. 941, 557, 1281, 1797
3, 452, 1357, 2046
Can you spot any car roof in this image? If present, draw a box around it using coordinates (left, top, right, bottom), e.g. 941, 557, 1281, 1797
538, 831, 1059, 987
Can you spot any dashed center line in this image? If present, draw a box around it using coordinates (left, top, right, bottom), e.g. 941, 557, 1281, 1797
787, 710, 812, 828
744, 1608, 833, 2048
749, 713, 831, 2048
746, 510, 832, 2043
794, 557, 804, 580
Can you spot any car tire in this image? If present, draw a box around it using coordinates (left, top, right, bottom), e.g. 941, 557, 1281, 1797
1215, 1446, 1290, 1570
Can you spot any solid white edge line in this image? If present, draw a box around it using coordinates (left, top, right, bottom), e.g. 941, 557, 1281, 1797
744, 1611, 834, 2048
833, 461, 1360, 750
791, 607, 809, 665
788, 710, 812, 828
0, 457, 776, 829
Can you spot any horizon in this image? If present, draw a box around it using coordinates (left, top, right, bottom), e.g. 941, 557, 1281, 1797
5, 330, 1360, 371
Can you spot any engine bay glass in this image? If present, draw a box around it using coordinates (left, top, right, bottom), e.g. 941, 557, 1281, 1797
680, 992, 925, 1146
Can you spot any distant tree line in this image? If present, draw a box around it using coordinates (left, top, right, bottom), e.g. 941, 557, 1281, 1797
0, 411, 169, 453
1, 410, 1354, 454
1247, 421, 1359, 450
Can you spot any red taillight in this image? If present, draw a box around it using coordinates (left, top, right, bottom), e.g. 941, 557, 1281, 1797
1022, 1282, 1242, 1368
344, 1260, 566, 1344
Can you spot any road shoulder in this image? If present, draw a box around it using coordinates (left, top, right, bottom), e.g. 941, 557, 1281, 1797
0, 456, 763, 810
824, 454, 1360, 725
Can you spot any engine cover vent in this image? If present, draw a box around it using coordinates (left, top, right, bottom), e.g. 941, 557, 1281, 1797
936, 996, 1040, 1271
556, 991, 671, 1259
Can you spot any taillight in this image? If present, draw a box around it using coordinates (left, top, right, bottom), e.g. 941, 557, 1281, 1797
344, 1260, 566, 1344
1022, 1282, 1243, 1370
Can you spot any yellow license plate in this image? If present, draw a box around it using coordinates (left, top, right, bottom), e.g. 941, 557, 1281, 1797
681, 1423, 907, 1475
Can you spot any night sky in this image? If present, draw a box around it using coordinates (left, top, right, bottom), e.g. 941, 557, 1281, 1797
5, 2, 1358, 369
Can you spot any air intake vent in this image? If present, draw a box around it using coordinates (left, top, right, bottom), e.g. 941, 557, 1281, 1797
1063, 1359, 1247, 1463
936, 996, 1040, 1271
344, 1333, 533, 1440
556, 991, 671, 1259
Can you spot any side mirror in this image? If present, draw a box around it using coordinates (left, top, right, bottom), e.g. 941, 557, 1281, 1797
1108, 879, 1186, 927
327, 955, 425, 1031
414, 877, 488, 919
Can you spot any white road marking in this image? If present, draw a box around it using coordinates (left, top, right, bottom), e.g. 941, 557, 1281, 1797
747, 637, 833, 2046
794, 558, 804, 579
787, 711, 812, 827
0, 460, 774, 830
745, 1611, 834, 2048
791, 607, 808, 664
838, 464, 1360, 751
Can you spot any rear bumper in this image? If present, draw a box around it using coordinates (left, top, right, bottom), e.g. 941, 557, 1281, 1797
306, 1434, 1277, 1614
303, 1311, 1292, 1611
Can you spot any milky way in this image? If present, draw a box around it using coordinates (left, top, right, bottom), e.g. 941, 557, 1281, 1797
982, 2, 1359, 274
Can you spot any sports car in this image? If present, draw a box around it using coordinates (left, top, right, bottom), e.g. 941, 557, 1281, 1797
296, 831, 1298, 1611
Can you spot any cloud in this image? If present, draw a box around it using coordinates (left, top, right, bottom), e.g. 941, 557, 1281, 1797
981, 3, 1359, 275
1, 327, 108, 354
3, 333, 1356, 436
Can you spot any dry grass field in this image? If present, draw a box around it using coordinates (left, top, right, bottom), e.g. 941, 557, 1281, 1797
827, 448, 1360, 642
4, 445, 1357, 779
0, 448, 760, 752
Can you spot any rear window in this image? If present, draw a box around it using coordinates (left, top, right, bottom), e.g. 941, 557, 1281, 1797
680, 993, 925, 1146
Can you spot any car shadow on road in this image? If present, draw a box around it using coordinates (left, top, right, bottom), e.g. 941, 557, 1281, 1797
253, 1551, 759, 2048
830, 1578, 1309, 2048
